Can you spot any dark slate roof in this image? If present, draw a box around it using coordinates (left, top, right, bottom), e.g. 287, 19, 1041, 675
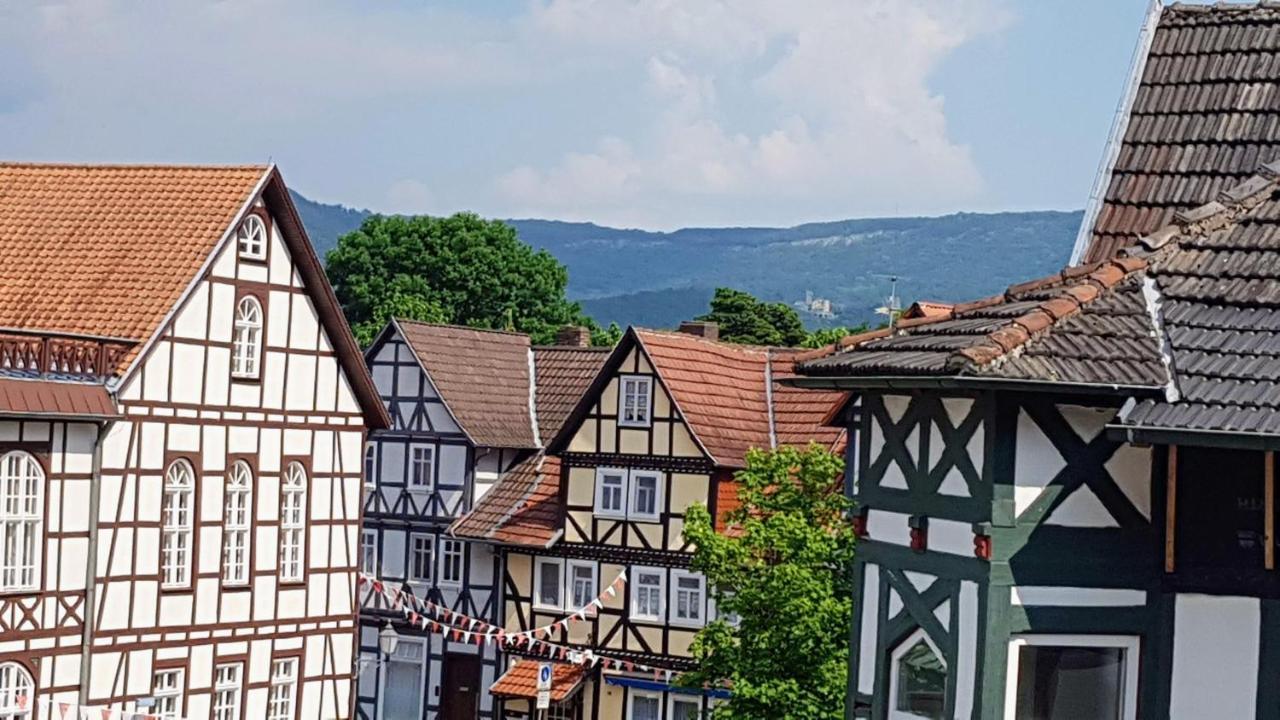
532, 345, 610, 444
395, 321, 539, 449
796, 257, 1164, 387
1083, 1, 1280, 263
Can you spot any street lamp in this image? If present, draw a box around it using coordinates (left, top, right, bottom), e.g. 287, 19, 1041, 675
379, 621, 399, 657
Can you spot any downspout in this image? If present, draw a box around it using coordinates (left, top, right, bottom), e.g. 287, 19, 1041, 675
78, 419, 112, 706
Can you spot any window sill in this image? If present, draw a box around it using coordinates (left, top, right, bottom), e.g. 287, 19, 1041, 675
229, 374, 262, 385
617, 421, 652, 429
627, 515, 661, 524
668, 618, 705, 630
593, 510, 627, 520
221, 582, 252, 592
159, 584, 194, 595
237, 253, 268, 265
0, 587, 40, 598
534, 602, 565, 613
628, 615, 664, 626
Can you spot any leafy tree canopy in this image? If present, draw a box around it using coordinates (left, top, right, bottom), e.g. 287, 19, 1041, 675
801, 325, 871, 349
681, 444, 854, 720
326, 213, 608, 346
696, 288, 808, 347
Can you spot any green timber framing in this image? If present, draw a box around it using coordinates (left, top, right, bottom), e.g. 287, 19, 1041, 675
815, 379, 1186, 720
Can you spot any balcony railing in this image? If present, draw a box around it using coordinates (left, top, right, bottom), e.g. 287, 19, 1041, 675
0, 332, 133, 379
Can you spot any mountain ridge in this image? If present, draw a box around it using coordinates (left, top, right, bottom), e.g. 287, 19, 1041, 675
290, 190, 1081, 330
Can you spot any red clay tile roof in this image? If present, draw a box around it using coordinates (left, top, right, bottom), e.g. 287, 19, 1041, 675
1082, 2, 1280, 263
490, 659, 585, 701
0, 378, 119, 419
395, 321, 539, 448
634, 330, 846, 468
533, 346, 610, 444
0, 163, 267, 348
901, 301, 954, 320
450, 454, 561, 547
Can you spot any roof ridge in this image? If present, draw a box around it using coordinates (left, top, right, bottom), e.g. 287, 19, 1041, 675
394, 319, 532, 338
633, 327, 771, 354
0, 161, 271, 170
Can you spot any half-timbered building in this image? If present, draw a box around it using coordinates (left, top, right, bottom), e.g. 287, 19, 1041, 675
0, 162, 390, 719
791, 4, 1280, 719
455, 323, 845, 720
357, 323, 608, 720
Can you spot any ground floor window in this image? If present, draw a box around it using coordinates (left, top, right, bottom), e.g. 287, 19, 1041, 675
212, 663, 242, 720
669, 695, 703, 719
889, 628, 946, 719
628, 690, 661, 720
152, 668, 184, 719
1006, 634, 1139, 720
380, 638, 427, 720
268, 658, 298, 720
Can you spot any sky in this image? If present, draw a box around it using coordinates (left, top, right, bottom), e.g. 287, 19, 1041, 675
0, 0, 1155, 230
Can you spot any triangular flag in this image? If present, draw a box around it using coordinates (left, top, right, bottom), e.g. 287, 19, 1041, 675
606, 586, 617, 598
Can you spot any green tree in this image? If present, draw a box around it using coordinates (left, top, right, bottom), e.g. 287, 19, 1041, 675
681, 444, 854, 720
326, 213, 602, 346
697, 288, 808, 346
801, 324, 870, 349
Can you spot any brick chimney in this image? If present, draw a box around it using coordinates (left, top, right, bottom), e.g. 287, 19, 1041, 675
555, 325, 592, 347
678, 320, 719, 341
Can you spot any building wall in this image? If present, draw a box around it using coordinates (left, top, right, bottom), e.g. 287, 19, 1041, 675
0, 419, 99, 711
357, 329, 515, 720
93, 199, 368, 719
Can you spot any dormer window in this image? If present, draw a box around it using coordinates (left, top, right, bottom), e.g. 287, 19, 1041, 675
236, 214, 267, 261
619, 375, 653, 427
232, 296, 263, 380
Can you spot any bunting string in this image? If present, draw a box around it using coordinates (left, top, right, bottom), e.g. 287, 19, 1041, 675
358, 572, 682, 683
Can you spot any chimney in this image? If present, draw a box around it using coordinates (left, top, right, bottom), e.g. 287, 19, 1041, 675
555, 325, 592, 347
678, 320, 719, 341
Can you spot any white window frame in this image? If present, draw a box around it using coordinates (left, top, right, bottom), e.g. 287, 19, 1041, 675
630, 566, 665, 623
0, 451, 42, 593
438, 538, 464, 587
361, 529, 378, 576
212, 662, 243, 720
221, 461, 253, 586
628, 469, 663, 522
280, 462, 307, 583
267, 657, 299, 720
236, 214, 268, 260
618, 375, 654, 427
534, 557, 565, 610
363, 443, 377, 490
670, 570, 706, 628
669, 694, 703, 720
568, 560, 597, 609
627, 689, 662, 720
408, 444, 434, 492
888, 628, 947, 720
0, 661, 35, 719
160, 459, 194, 589
152, 668, 184, 720
1004, 633, 1140, 720
593, 467, 627, 518
408, 533, 434, 587
231, 295, 263, 379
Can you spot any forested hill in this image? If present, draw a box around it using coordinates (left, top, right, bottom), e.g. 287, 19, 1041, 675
291, 190, 1081, 329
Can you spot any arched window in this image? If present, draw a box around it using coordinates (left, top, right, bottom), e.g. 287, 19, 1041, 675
280, 462, 307, 583
222, 461, 253, 585
0, 662, 34, 719
236, 214, 267, 260
0, 452, 42, 592
161, 459, 195, 588
231, 296, 263, 379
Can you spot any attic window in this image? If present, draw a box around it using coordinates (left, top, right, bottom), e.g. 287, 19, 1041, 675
236, 214, 267, 260
619, 375, 653, 427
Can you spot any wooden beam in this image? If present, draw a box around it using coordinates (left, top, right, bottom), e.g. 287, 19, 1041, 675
1165, 445, 1177, 573
1267, 451, 1275, 571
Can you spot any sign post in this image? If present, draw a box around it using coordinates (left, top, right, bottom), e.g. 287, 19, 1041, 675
536, 662, 553, 715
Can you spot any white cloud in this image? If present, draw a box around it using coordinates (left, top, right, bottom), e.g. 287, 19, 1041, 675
0, 0, 1011, 229
497, 0, 1009, 227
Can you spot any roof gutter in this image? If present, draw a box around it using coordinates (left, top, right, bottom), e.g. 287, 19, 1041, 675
784, 374, 1164, 397
1069, 0, 1162, 265
1108, 422, 1280, 451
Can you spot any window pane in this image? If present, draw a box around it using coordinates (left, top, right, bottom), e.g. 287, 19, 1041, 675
671, 699, 701, 720
1014, 645, 1125, 720
895, 639, 946, 719
538, 562, 561, 606
383, 649, 424, 720
632, 696, 660, 720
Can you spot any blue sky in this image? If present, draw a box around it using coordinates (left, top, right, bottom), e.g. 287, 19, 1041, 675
0, 0, 1153, 229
